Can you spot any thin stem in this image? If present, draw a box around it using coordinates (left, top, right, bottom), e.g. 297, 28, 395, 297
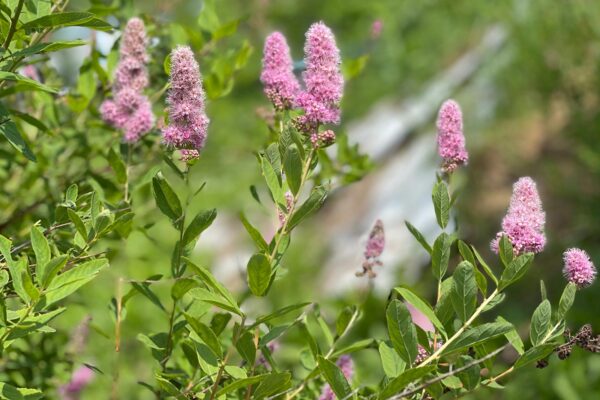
2, 0, 25, 49
209, 316, 247, 400
124, 144, 132, 203
419, 288, 500, 367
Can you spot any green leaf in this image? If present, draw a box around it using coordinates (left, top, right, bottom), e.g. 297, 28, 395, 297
499, 253, 534, 291
171, 278, 198, 300
30, 226, 50, 281
252, 372, 292, 399
394, 286, 447, 339
378, 366, 435, 400
540, 280, 547, 301
318, 356, 352, 399
557, 282, 577, 321
457, 355, 481, 391
0, 383, 43, 400
7, 40, 87, 59
379, 341, 406, 378
240, 213, 268, 251
131, 277, 166, 312
107, 148, 126, 184
185, 314, 222, 357
182, 209, 217, 245
335, 306, 357, 337
497, 316, 524, 355
43, 258, 108, 306
498, 235, 513, 267
20, 12, 112, 31
457, 240, 476, 266
235, 330, 256, 365
261, 155, 283, 205
451, 261, 477, 323
184, 258, 242, 315
283, 144, 302, 195
67, 209, 87, 239
21, 269, 39, 301
152, 172, 183, 222
443, 321, 513, 354
530, 300, 551, 346
287, 186, 327, 230
514, 344, 555, 369
215, 374, 269, 397
40, 255, 69, 288
405, 221, 432, 254
0, 107, 36, 161
250, 302, 311, 328
431, 232, 452, 280
386, 299, 418, 366
188, 287, 242, 316
472, 246, 498, 284
432, 181, 450, 229
247, 253, 271, 296
0, 71, 57, 94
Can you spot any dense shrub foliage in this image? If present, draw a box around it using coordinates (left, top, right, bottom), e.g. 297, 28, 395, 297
0, 1, 598, 399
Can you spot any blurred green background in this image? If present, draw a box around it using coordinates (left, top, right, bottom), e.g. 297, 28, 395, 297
16, 0, 600, 398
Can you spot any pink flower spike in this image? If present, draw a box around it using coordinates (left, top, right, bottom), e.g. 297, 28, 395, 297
296, 21, 344, 132
59, 366, 94, 400
357, 219, 385, 278
563, 248, 596, 288
436, 99, 469, 172
261, 32, 300, 110
162, 46, 209, 153
491, 177, 546, 255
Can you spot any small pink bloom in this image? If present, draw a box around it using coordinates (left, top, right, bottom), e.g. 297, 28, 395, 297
436, 99, 469, 172
261, 32, 300, 110
59, 366, 94, 400
371, 20, 383, 39
491, 177, 546, 255
563, 248, 596, 288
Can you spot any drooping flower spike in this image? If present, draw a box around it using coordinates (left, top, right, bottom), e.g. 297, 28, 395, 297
296, 21, 344, 132
162, 46, 210, 158
100, 17, 154, 143
436, 99, 469, 172
260, 32, 300, 110
563, 248, 596, 288
491, 177, 546, 255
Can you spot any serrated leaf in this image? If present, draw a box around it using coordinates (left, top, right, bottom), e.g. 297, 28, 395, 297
432, 181, 450, 229
431, 232, 452, 280
405, 221, 432, 254
318, 356, 352, 399
451, 261, 477, 323
283, 144, 302, 195
557, 282, 577, 321
386, 300, 418, 365
530, 300, 551, 346
394, 286, 447, 339
379, 341, 406, 378
247, 253, 271, 296
182, 209, 216, 245
498, 253, 534, 291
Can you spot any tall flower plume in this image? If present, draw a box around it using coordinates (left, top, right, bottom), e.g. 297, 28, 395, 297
436, 99, 468, 172
491, 177, 546, 255
100, 17, 154, 143
261, 32, 300, 110
319, 355, 354, 400
563, 248, 596, 288
162, 46, 210, 157
296, 22, 344, 132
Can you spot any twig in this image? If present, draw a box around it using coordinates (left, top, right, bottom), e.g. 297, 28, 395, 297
2, 0, 25, 49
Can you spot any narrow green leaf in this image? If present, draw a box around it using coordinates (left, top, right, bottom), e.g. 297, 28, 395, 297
530, 300, 551, 346
405, 221, 432, 254
386, 299, 418, 365
557, 282, 577, 321
67, 209, 87, 239
431, 232, 452, 280
432, 181, 450, 229
171, 278, 198, 300
514, 344, 555, 369
30, 226, 50, 281
215, 374, 268, 397
472, 246, 498, 284
43, 258, 108, 306
318, 356, 352, 399
20, 12, 113, 31
457, 240, 476, 266
185, 314, 222, 357
443, 321, 513, 354
287, 186, 327, 230
235, 330, 256, 365
250, 302, 311, 328
283, 144, 302, 195
335, 306, 357, 337
40, 255, 69, 288
0, 110, 36, 161
107, 148, 126, 184
457, 355, 481, 391
247, 253, 271, 296
8, 40, 87, 59
498, 235, 513, 267
0, 71, 57, 94
252, 372, 292, 399
188, 287, 242, 316
394, 286, 447, 339
451, 261, 477, 323
182, 209, 217, 245
21, 269, 39, 301
261, 155, 283, 204
378, 366, 435, 400
152, 172, 183, 222
239, 213, 268, 251
184, 258, 241, 314
499, 253, 534, 291
379, 341, 406, 378
497, 316, 524, 355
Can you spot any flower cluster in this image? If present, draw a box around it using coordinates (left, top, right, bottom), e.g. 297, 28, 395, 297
100, 18, 154, 142
491, 177, 546, 255
260, 22, 343, 136
356, 219, 385, 278
319, 355, 354, 400
162, 46, 210, 159
436, 99, 469, 172
563, 248, 596, 288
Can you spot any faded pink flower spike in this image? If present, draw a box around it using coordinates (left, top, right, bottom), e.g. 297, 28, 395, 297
436, 99, 469, 172
162, 46, 210, 158
357, 219, 385, 278
296, 22, 344, 132
319, 355, 354, 400
261, 32, 300, 110
491, 177, 546, 255
563, 248, 596, 288
101, 17, 154, 142
59, 366, 94, 400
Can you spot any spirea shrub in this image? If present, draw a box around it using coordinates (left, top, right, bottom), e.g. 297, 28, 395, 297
0, 3, 598, 399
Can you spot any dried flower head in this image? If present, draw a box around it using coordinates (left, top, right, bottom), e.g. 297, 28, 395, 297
563, 248, 596, 288
491, 177, 546, 255
436, 99, 468, 172
261, 32, 300, 110
296, 22, 344, 132
319, 355, 354, 400
162, 46, 210, 157
357, 219, 385, 278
